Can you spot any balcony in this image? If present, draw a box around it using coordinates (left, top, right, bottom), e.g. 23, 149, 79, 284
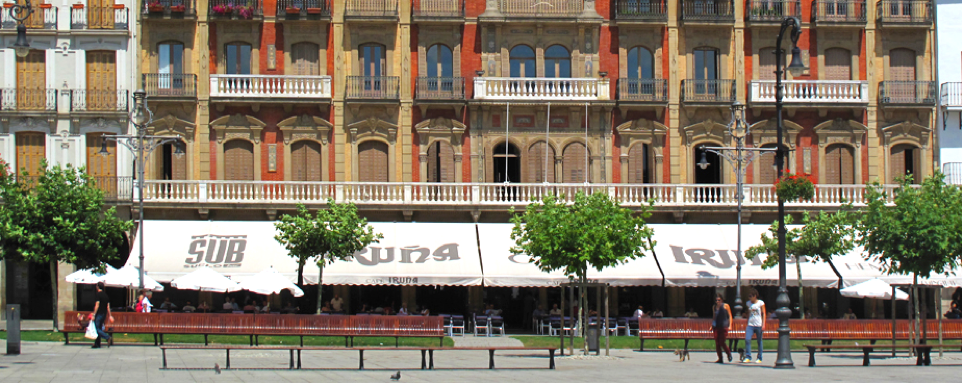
876, 0, 932, 25
140, 181, 902, 211
941, 82, 962, 110
276, 0, 330, 20
750, 80, 868, 105
746, 0, 801, 23
209, 0, 263, 20
0, 88, 57, 111
210, 75, 332, 101
413, 0, 463, 20
812, 0, 867, 25
617, 79, 668, 103
142, 0, 196, 19
944, 162, 962, 185
345, 0, 397, 19
346, 76, 400, 100
879, 81, 936, 105
473, 77, 610, 101
496, 0, 584, 17
681, 80, 735, 103
681, 0, 734, 23
0, 5, 56, 30
70, 89, 130, 112
70, 6, 129, 30
14, 175, 133, 201
614, 0, 667, 22
143, 74, 198, 99
416, 77, 464, 100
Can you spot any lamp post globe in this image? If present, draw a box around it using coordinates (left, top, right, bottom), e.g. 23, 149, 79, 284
14, 24, 30, 58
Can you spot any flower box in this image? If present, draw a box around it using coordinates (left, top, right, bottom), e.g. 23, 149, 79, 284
775, 173, 815, 202
169, 4, 185, 12
40, 3, 53, 9
306, 7, 322, 14
148, 5, 165, 12
72, 3, 84, 9
211, 4, 233, 16
285, 6, 300, 13
112, 4, 125, 9
2, 4, 13, 10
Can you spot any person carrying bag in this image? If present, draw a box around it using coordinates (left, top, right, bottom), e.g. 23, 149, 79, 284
712, 294, 733, 363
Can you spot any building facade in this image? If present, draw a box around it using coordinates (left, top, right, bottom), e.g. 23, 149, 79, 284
937, 0, 962, 183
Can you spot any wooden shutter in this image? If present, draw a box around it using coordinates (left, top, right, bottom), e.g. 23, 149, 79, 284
890, 49, 916, 102
890, 144, 908, 183
86, 51, 117, 110
16, 51, 45, 110
16, 132, 45, 177
758, 47, 777, 81
291, 43, 320, 76
526, 141, 555, 183
88, 0, 115, 29
757, 147, 777, 184
171, 146, 187, 180
19, 0, 44, 28
562, 143, 588, 183
825, 144, 842, 184
358, 141, 388, 182
839, 145, 855, 184
825, 48, 851, 81
628, 144, 649, 183
426, 141, 455, 183
224, 140, 255, 181
291, 141, 322, 181
86, 133, 117, 196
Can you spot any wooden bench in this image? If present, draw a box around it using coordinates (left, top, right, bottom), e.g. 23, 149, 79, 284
803, 344, 933, 367
159, 345, 557, 370
64, 311, 445, 347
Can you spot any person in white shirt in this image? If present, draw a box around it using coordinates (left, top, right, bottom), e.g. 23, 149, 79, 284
141, 291, 154, 313
222, 298, 234, 312
398, 303, 410, 315
743, 290, 766, 363
633, 305, 645, 320
331, 294, 344, 313
684, 308, 699, 318
549, 304, 562, 316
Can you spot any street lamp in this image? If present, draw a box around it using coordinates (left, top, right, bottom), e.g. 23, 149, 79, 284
100, 89, 184, 290
9, 0, 33, 58
773, 17, 806, 369
696, 102, 776, 318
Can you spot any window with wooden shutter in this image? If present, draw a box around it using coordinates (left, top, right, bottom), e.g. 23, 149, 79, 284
758, 47, 777, 81
426, 141, 455, 183
291, 43, 320, 76
224, 140, 255, 181
526, 141, 555, 183
628, 144, 650, 183
890, 144, 919, 183
88, 0, 116, 29
226, 43, 253, 75
86, 51, 117, 110
161, 142, 187, 180
86, 133, 117, 196
291, 140, 322, 181
16, 132, 45, 177
824, 144, 856, 184
889, 48, 916, 102
358, 141, 388, 182
19, 0, 44, 28
16, 50, 46, 110
825, 48, 851, 81
757, 147, 777, 185
562, 142, 588, 183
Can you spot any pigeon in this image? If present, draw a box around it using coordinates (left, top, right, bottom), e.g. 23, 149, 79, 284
214, 363, 221, 374
390, 370, 401, 381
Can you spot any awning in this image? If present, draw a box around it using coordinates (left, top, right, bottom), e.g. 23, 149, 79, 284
128, 221, 483, 286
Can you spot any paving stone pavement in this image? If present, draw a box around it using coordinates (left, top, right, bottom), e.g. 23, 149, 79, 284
2, 339, 962, 382
451, 334, 524, 348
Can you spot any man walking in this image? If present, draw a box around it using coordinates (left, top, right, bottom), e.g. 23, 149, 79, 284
91, 281, 114, 349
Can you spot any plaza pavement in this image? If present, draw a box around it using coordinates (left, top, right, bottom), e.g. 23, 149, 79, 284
1, 338, 961, 382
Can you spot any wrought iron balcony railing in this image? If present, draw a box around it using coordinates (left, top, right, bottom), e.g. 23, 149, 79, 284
879, 81, 936, 105
941, 82, 962, 109
276, 0, 330, 19
614, 0, 667, 22
750, 80, 868, 104
70, 89, 130, 112
416, 77, 464, 100
143, 74, 198, 98
346, 76, 400, 99
209, 0, 263, 20
747, 0, 801, 22
681, 80, 736, 103
944, 162, 962, 186
413, 0, 463, 18
498, 0, 584, 17
142, 0, 196, 18
0, 5, 56, 29
0, 88, 57, 111
345, 0, 398, 18
681, 0, 734, 22
876, 0, 932, 24
617, 79, 668, 102
812, 0, 867, 23
210, 75, 332, 99
71, 6, 129, 30
474, 77, 610, 101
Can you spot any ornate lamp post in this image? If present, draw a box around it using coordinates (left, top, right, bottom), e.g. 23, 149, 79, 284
772, 17, 806, 369
9, 0, 33, 58
696, 102, 776, 318
100, 90, 183, 289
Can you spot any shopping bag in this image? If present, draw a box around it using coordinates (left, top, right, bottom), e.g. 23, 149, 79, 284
85, 320, 98, 340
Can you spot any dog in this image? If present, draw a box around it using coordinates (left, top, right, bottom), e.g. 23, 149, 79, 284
674, 349, 690, 361
737, 348, 746, 361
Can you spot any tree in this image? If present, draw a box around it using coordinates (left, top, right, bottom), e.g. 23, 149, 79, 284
510, 191, 655, 354
0, 160, 132, 331
745, 211, 856, 318
856, 173, 962, 343
274, 200, 382, 314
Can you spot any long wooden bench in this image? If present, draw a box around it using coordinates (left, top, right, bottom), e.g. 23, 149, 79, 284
159, 345, 558, 370
637, 319, 962, 351
803, 344, 934, 367
64, 311, 445, 347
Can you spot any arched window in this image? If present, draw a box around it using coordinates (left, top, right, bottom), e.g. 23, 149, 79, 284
756, 144, 778, 184
888, 48, 917, 102
361, 43, 386, 77
225, 42, 252, 74
825, 144, 855, 184
224, 140, 255, 181
159, 141, 187, 181
426, 141, 455, 183
825, 48, 851, 81
291, 140, 322, 181
509, 45, 535, 78
627, 46, 654, 79
291, 42, 320, 76
544, 45, 571, 78
628, 143, 651, 184
693, 48, 718, 96
526, 141, 555, 183
358, 141, 388, 182
890, 144, 920, 183
427, 44, 453, 78
493, 142, 520, 183
158, 42, 184, 91
562, 142, 589, 183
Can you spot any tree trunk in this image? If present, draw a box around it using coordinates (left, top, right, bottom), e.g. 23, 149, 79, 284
49, 260, 59, 332
315, 262, 325, 315
580, 270, 587, 356
796, 256, 804, 318
297, 260, 305, 286
913, 273, 921, 348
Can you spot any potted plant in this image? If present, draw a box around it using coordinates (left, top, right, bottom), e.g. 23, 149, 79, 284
211, 3, 233, 16
233, 4, 254, 19
147, 1, 164, 12
775, 173, 815, 202
169, 4, 185, 12
286, 5, 300, 14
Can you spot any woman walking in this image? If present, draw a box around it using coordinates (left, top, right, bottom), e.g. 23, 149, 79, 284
712, 294, 733, 363
743, 290, 766, 363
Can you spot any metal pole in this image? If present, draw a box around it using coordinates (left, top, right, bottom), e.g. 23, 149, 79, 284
138, 123, 146, 290
544, 102, 550, 183
734, 137, 744, 318
604, 285, 610, 356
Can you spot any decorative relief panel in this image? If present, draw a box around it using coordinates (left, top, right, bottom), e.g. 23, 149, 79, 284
210, 114, 266, 143
278, 114, 333, 144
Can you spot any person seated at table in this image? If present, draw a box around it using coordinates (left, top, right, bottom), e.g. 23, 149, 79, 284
634, 305, 645, 320
197, 301, 210, 313
222, 298, 234, 312
420, 306, 430, 316
651, 308, 664, 318
159, 297, 177, 311
320, 302, 332, 313
587, 307, 599, 317
383, 305, 394, 315
231, 298, 240, 311
398, 303, 410, 315
360, 304, 371, 314
243, 302, 256, 313
182, 301, 196, 313
281, 302, 299, 314
804, 309, 814, 319
842, 308, 857, 320
946, 302, 962, 319
331, 294, 344, 313
549, 304, 562, 316
259, 300, 271, 313
684, 307, 699, 318
532, 305, 546, 327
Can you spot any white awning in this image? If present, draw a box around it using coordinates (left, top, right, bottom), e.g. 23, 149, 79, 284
128, 221, 483, 286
